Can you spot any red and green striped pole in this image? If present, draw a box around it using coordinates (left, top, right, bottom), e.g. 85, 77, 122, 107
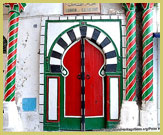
123, 3, 137, 101
4, 3, 26, 101
141, 3, 154, 101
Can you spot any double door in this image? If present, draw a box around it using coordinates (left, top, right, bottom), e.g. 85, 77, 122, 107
61, 39, 105, 130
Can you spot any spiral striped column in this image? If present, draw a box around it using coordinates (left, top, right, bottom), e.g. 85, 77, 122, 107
123, 3, 137, 101
4, 3, 26, 101
142, 3, 154, 101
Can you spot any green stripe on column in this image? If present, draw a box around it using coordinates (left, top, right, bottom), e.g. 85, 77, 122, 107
141, 3, 154, 101
123, 3, 137, 101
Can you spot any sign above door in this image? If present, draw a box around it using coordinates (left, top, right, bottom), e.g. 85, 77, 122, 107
63, 3, 101, 15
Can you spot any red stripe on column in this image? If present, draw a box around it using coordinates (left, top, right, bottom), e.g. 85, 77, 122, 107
126, 62, 136, 79
143, 42, 153, 55
126, 14, 136, 30
7, 49, 17, 60
4, 85, 15, 100
9, 17, 19, 26
142, 79, 153, 93
144, 91, 153, 101
126, 76, 136, 93
9, 38, 18, 48
143, 19, 153, 33
9, 28, 18, 37
143, 33, 153, 43
126, 50, 136, 66
143, 54, 153, 67
142, 67, 153, 81
143, 9, 151, 19
126, 25, 136, 41
126, 37, 136, 54
5, 72, 16, 87
128, 91, 136, 101
6, 60, 16, 73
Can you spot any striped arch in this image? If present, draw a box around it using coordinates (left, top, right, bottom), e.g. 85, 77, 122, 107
49, 25, 119, 73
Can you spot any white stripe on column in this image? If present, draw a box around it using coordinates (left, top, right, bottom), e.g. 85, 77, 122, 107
110, 77, 119, 119
48, 78, 58, 120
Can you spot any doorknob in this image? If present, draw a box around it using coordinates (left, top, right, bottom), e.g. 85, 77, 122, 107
86, 74, 90, 80
77, 74, 81, 79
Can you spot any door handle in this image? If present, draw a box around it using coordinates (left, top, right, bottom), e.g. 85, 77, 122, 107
77, 74, 81, 79
86, 74, 90, 80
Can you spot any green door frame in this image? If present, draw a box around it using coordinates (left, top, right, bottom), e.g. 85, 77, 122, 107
43, 19, 123, 131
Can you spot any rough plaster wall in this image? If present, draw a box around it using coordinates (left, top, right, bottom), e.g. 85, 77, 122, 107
15, 17, 41, 131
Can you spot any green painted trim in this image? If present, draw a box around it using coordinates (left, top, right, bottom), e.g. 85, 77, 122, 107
106, 121, 120, 129
44, 124, 60, 131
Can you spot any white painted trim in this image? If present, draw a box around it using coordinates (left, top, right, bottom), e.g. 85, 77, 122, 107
50, 57, 61, 65
73, 27, 81, 39
106, 57, 117, 64
96, 32, 106, 45
86, 27, 94, 39
48, 78, 58, 120
61, 33, 72, 45
53, 43, 65, 54
110, 77, 119, 120
103, 42, 114, 53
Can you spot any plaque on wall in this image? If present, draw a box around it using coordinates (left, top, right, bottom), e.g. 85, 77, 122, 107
63, 3, 101, 15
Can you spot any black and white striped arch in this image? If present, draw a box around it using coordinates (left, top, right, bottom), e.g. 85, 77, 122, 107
50, 25, 118, 73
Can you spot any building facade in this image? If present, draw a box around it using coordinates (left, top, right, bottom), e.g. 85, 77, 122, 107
3, 3, 160, 131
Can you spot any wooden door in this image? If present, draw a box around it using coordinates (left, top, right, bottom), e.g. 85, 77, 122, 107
61, 39, 105, 130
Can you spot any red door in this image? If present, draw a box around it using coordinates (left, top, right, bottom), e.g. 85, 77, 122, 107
62, 39, 105, 130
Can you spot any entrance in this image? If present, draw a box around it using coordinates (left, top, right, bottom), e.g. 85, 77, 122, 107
61, 39, 105, 130
44, 20, 123, 131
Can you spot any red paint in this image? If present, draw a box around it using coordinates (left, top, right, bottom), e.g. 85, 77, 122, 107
46, 76, 60, 122
5, 72, 16, 87
106, 76, 121, 121
85, 39, 104, 116
4, 85, 15, 100
63, 39, 104, 117
142, 67, 153, 81
126, 76, 136, 93
64, 40, 82, 116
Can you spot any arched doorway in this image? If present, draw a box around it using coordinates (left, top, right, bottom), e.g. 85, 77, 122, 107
44, 21, 123, 131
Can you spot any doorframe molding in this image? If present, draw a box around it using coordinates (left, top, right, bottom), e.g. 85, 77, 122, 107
41, 18, 123, 131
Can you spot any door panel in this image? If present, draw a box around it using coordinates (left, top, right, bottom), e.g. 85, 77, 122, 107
63, 40, 81, 116
85, 39, 105, 130
85, 39, 104, 117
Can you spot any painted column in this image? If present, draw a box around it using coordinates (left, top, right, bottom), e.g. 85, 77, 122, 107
141, 3, 154, 101
4, 3, 26, 101
140, 3, 157, 128
119, 3, 138, 128
123, 3, 137, 101
3, 3, 26, 131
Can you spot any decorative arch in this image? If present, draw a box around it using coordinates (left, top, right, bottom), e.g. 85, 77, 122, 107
48, 24, 119, 73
